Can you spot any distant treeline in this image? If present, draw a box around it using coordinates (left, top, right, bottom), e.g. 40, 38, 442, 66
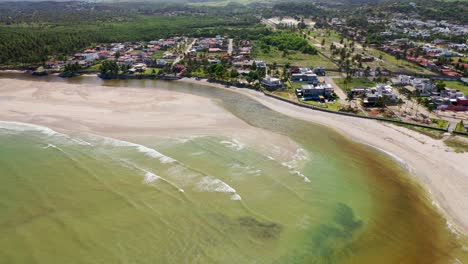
0, 14, 265, 65
360, 0, 468, 24
264, 2, 330, 18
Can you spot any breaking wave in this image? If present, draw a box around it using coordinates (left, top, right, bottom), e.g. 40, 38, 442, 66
0, 121, 93, 146
196, 176, 241, 200
94, 135, 176, 164
220, 139, 245, 151
0, 121, 60, 137
120, 159, 184, 193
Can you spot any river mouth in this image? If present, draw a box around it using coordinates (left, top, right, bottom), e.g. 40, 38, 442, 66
0, 74, 467, 263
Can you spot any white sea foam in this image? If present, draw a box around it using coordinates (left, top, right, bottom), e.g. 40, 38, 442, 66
446, 220, 461, 239
43, 144, 65, 152
292, 148, 308, 161
96, 135, 176, 164
281, 162, 311, 183
230, 194, 242, 201
220, 139, 245, 151
293, 170, 311, 183
174, 135, 205, 144
0, 121, 94, 146
189, 151, 206, 156
247, 169, 262, 176
0, 121, 62, 137
119, 159, 184, 192
71, 138, 94, 146
277, 148, 311, 183
144, 171, 160, 184
196, 176, 237, 193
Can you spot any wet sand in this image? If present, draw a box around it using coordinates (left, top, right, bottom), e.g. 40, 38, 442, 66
0, 78, 302, 164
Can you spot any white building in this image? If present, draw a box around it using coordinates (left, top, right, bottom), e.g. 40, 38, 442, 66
393, 75, 412, 85
301, 84, 333, 100
261, 76, 283, 90
411, 78, 433, 95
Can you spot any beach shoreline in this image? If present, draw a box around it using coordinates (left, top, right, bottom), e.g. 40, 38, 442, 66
178, 77, 468, 235
0, 74, 467, 236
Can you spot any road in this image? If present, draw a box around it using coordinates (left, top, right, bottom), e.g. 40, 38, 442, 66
260, 18, 277, 32
227, 39, 233, 56
172, 38, 197, 67
323, 77, 367, 115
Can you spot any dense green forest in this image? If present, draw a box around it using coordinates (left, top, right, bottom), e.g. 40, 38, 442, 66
0, 0, 466, 67
0, 1, 264, 66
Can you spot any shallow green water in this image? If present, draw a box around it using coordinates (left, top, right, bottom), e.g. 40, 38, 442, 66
0, 74, 467, 263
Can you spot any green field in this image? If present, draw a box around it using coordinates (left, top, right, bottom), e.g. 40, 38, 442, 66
365, 49, 436, 75
444, 81, 468, 94
307, 28, 436, 76
144, 67, 160, 75
333, 78, 376, 90
302, 99, 342, 111
431, 118, 449, 129
252, 43, 337, 69
290, 82, 310, 89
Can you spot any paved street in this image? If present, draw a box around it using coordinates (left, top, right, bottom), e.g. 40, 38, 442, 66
172, 38, 197, 67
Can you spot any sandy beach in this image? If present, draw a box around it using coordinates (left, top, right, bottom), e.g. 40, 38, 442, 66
0, 77, 303, 164
1, 76, 468, 235
179, 77, 468, 235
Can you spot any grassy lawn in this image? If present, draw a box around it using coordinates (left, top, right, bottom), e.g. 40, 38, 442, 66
306, 28, 434, 76
365, 48, 436, 75
290, 82, 309, 89
79, 63, 101, 73
455, 122, 468, 133
301, 99, 342, 111
252, 44, 337, 69
152, 51, 165, 59
443, 81, 468, 94
144, 68, 160, 75
271, 89, 297, 100
334, 78, 376, 90
431, 118, 449, 129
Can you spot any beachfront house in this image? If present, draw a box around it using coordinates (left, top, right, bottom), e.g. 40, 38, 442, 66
392, 75, 412, 86
363, 84, 398, 106
261, 76, 283, 91
300, 84, 333, 101
291, 73, 319, 84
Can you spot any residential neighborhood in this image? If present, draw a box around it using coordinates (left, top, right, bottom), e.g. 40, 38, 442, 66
22, 13, 468, 135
